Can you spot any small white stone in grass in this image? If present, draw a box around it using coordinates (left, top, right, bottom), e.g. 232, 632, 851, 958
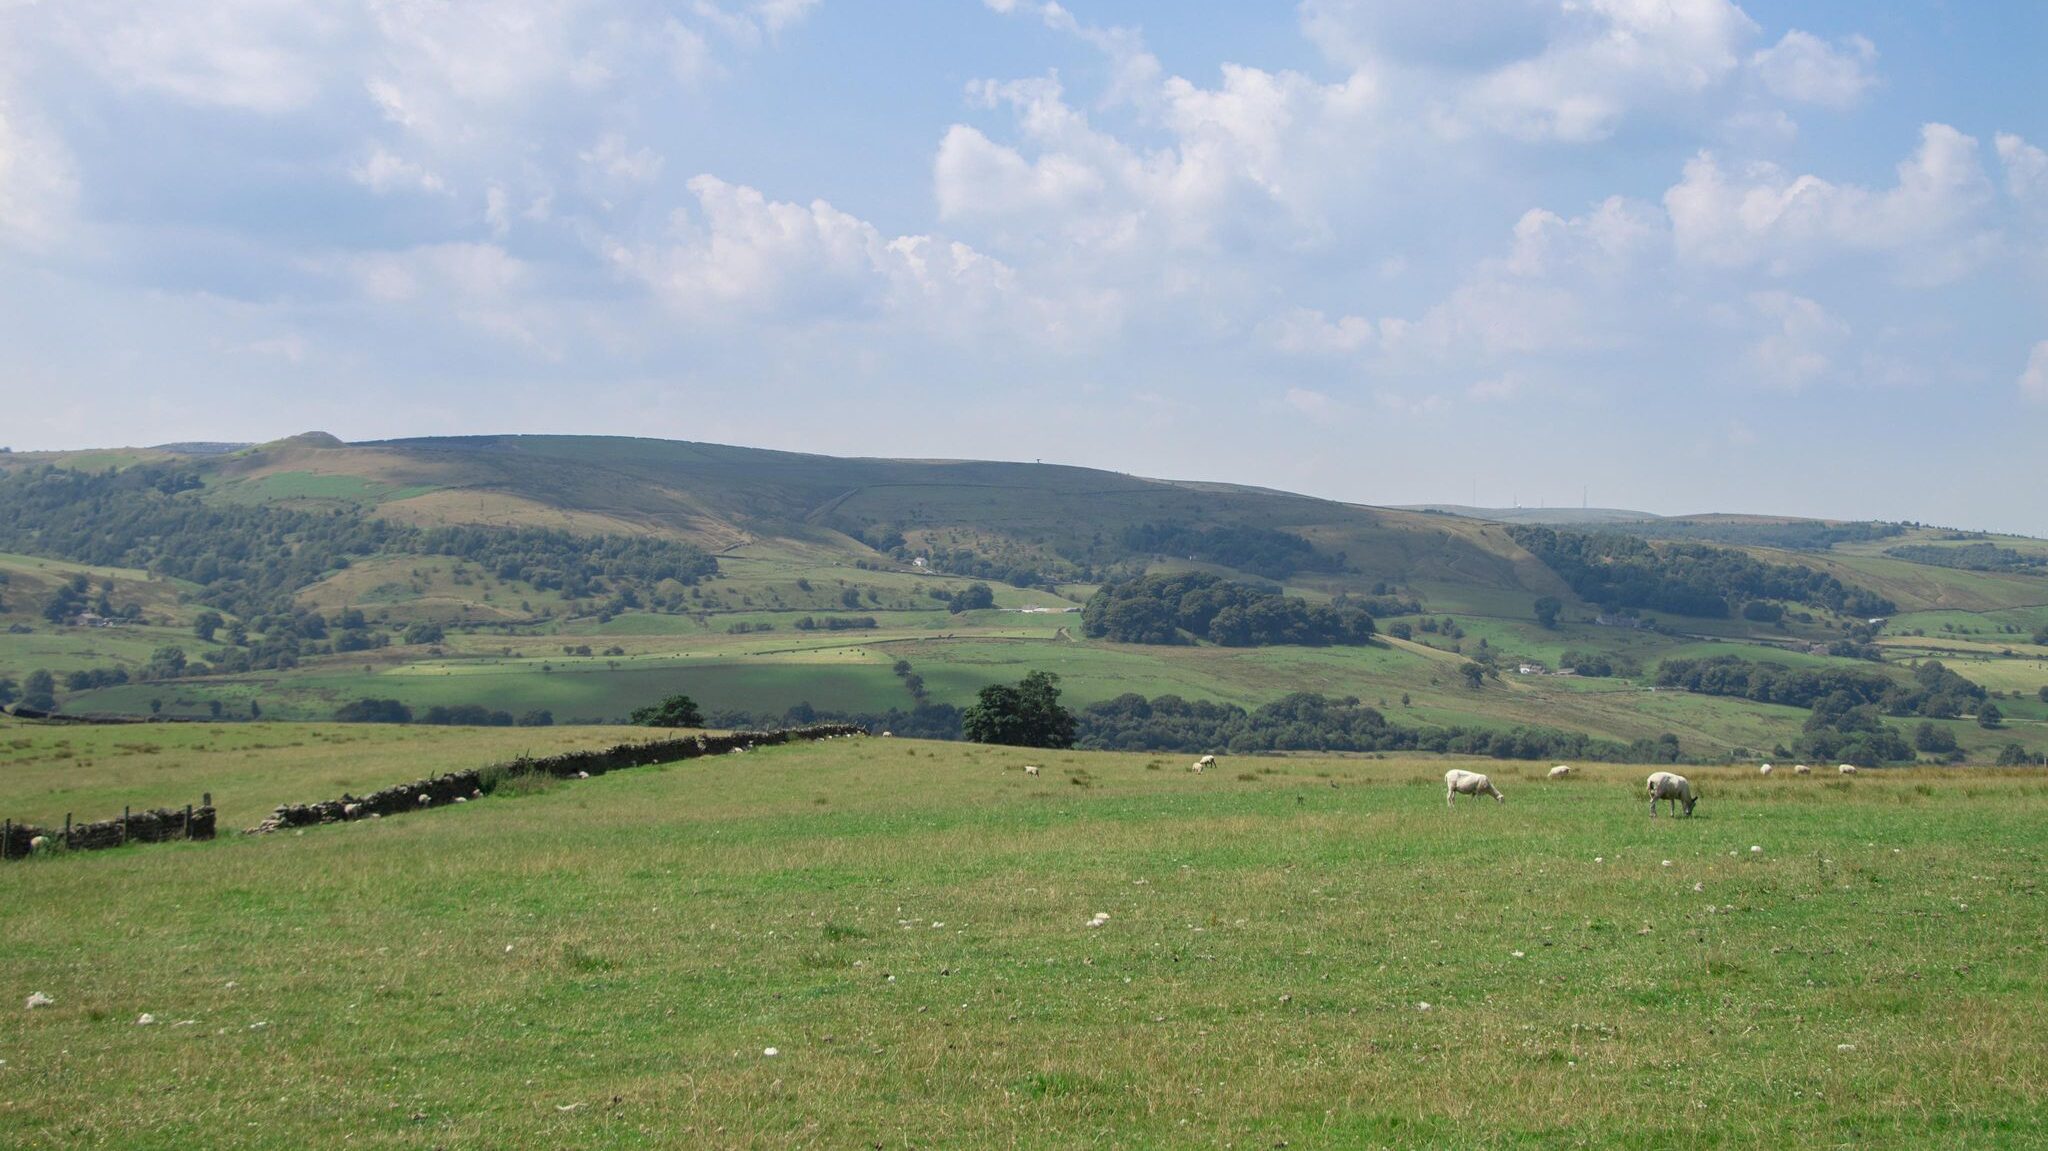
25, 992, 54, 1010
1751, 845, 1763, 854
224, 981, 237, 989
505, 945, 514, 953
137, 1013, 156, 1026
556, 1103, 583, 1112
763, 1047, 780, 1057
249, 1021, 268, 1030
454, 796, 466, 804
1662, 860, 1673, 868
1416, 1002, 1432, 1011
1511, 951, 1525, 959
1693, 882, 1705, 893
1594, 857, 1604, 864
1837, 1043, 1856, 1052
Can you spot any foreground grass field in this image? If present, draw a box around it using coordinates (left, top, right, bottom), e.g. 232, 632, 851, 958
3, 723, 2045, 1148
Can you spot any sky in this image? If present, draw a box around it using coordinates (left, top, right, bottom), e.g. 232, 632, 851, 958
1, 1, 2045, 533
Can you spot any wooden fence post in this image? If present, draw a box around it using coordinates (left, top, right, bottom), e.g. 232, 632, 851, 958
122, 806, 130, 846
64, 813, 71, 849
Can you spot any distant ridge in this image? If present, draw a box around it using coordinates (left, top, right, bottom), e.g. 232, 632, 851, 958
150, 442, 253, 455
1395, 504, 1667, 525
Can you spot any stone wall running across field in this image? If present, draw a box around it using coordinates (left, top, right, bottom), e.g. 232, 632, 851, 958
2, 803, 217, 860
1, 725, 863, 860
247, 724, 866, 834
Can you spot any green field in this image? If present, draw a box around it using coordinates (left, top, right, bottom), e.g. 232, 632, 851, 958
3, 723, 2045, 1147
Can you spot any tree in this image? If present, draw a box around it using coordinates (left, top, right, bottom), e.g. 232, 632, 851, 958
1461, 663, 1486, 689
1912, 721, 1957, 754
1977, 702, 2003, 729
0, 677, 16, 706
193, 610, 224, 642
1995, 742, 2033, 766
1532, 596, 1563, 629
2039, 685, 2048, 704
22, 669, 56, 711
950, 583, 996, 614
402, 621, 445, 645
631, 693, 704, 728
962, 670, 1076, 748
333, 698, 412, 723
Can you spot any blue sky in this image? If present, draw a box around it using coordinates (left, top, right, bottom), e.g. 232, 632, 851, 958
2, 1, 2045, 532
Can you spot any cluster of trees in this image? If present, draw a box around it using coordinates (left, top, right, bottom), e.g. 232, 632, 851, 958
330, 698, 552, 725
35, 574, 143, 624
1655, 656, 1985, 718
793, 615, 876, 631
1508, 526, 1895, 619
0, 463, 716, 631
1115, 522, 1343, 581
1884, 543, 2048, 572
1074, 691, 1678, 762
1557, 650, 1643, 678
917, 546, 1052, 590
1082, 572, 1375, 647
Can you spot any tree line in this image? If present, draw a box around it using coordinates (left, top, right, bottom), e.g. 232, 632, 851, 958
1081, 572, 1376, 647
1508, 526, 1896, 619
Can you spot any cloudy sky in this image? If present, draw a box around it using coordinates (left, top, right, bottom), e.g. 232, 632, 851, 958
2, 1, 2045, 531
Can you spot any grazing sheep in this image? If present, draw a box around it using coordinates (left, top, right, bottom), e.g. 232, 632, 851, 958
1839, 763, 1859, 775
27, 835, 49, 853
1794, 764, 1811, 775
1190, 760, 1205, 773
1646, 771, 1698, 817
1548, 764, 1572, 780
1445, 768, 1505, 807
1198, 754, 1217, 768
1023, 764, 1040, 777
1760, 763, 1774, 776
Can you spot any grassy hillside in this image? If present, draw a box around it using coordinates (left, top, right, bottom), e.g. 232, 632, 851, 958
3, 435, 2046, 765
4, 724, 2045, 1148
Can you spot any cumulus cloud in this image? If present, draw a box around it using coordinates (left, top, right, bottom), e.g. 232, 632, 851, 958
61, 0, 341, 114
1751, 31, 1877, 109
612, 175, 1088, 344
1459, 0, 1759, 142
351, 145, 447, 195
0, 97, 76, 252
1996, 132, 2048, 202
1665, 123, 1998, 282
2023, 341, 2048, 403
1747, 290, 1847, 389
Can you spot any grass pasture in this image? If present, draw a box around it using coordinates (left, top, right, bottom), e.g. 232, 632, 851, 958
2, 725, 2045, 1148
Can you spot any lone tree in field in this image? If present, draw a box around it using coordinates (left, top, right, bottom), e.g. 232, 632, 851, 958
632, 693, 704, 728
1533, 596, 1563, 629
962, 670, 1076, 748
949, 583, 996, 614
1976, 702, 2003, 729
1461, 662, 1486, 689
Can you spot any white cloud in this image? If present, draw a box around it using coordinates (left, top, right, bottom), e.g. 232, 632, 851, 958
1747, 290, 1847, 390
1996, 132, 2048, 202
1460, 0, 1760, 142
2022, 341, 2048, 403
615, 175, 1084, 343
1666, 123, 1998, 282
1283, 386, 1332, 414
1750, 31, 1877, 110
65, 0, 340, 114
1266, 307, 1377, 356
350, 145, 447, 195
0, 96, 76, 252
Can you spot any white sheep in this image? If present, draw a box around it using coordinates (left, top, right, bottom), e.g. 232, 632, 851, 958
1646, 771, 1698, 817
1024, 764, 1040, 777
1198, 754, 1217, 767
1838, 763, 1858, 775
1794, 764, 1811, 775
28, 835, 49, 853
1189, 760, 1205, 774
1759, 763, 1774, 776
1548, 764, 1572, 780
1445, 769, 1504, 807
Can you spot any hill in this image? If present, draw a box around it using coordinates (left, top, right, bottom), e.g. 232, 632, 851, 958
0, 434, 2044, 765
